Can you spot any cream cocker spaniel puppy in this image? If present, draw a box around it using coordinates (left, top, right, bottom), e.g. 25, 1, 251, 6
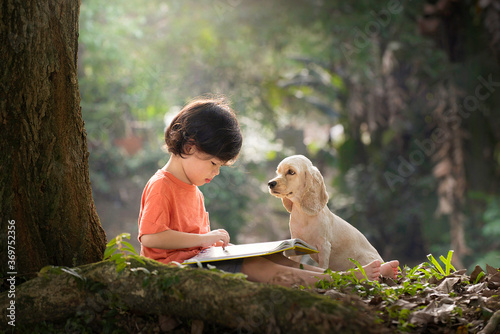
268, 155, 383, 271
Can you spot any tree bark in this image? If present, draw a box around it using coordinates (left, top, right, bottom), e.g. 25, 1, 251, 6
0, 0, 106, 276
0, 258, 386, 333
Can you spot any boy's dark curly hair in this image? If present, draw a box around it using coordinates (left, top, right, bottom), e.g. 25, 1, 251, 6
165, 97, 242, 163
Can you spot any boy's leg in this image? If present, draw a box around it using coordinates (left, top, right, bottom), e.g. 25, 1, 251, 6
263, 253, 325, 273
264, 253, 401, 279
241, 257, 384, 287
266, 253, 399, 279
241, 257, 322, 287
263, 254, 400, 280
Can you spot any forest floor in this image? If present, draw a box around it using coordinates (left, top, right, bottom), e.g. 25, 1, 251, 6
3, 243, 499, 334
22, 261, 498, 333
316, 262, 500, 333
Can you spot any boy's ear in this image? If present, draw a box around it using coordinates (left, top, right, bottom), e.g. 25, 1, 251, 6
183, 141, 197, 155
186, 144, 195, 154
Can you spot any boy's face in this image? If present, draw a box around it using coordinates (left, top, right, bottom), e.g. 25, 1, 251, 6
181, 147, 224, 186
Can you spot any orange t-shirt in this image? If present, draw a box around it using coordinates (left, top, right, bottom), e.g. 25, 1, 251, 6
138, 169, 210, 264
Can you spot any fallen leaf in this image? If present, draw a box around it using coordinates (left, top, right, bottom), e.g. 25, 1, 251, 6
486, 264, 499, 276
409, 300, 456, 325
436, 277, 461, 294
471, 265, 485, 283
467, 282, 488, 294
487, 271, 500, 290
393, 299, 419, 309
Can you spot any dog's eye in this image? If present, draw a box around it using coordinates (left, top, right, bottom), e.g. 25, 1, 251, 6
287, 170, 295, 175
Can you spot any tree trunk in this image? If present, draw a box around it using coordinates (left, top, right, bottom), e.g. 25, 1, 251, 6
0, 0, 106, 277
432, 83, 470, 269
0, 258, 385, 333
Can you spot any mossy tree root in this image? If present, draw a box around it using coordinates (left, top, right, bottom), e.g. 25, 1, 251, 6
1, 258, 385, 333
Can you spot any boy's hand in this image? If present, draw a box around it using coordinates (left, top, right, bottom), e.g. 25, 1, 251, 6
201, 229, 230, 248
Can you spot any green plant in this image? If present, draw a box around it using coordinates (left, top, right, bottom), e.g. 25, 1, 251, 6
385, 307, 415, 332
103, 233, 145, 272
404, 263, 433, 280
426, 250, 456, 279
315, 259, 386, 298
347, 258, 368, 283
474, 271, 486, 284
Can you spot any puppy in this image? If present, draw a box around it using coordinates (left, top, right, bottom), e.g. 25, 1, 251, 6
268, 155, 383, 271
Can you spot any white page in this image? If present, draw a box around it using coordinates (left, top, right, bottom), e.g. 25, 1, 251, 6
184, 240, 290, 263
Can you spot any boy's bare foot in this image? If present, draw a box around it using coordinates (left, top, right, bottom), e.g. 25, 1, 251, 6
350, 259, 381, 281
380, 260, 399, 279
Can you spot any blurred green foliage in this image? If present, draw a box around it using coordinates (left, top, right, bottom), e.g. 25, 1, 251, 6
79, 0, 500, 268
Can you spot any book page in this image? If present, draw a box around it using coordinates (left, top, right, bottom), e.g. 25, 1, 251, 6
184, 240, 287, 263
183, 239, 318, 264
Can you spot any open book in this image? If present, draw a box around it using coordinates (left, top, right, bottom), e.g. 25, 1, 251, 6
182, 238, 318, 264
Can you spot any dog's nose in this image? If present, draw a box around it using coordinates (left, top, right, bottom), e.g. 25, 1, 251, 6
268, 181, 277, 188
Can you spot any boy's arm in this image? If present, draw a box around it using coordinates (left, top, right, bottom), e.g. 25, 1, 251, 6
141, 229, 229, 250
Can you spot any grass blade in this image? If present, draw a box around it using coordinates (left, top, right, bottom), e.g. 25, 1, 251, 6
427, 254, 445, 276
439, 250, 456, 275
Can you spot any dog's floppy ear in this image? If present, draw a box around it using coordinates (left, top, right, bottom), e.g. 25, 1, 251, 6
282, 197, 293, 213
300, 165, 329, 216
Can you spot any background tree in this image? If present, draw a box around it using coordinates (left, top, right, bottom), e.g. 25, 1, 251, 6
0, 0, 107, 277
